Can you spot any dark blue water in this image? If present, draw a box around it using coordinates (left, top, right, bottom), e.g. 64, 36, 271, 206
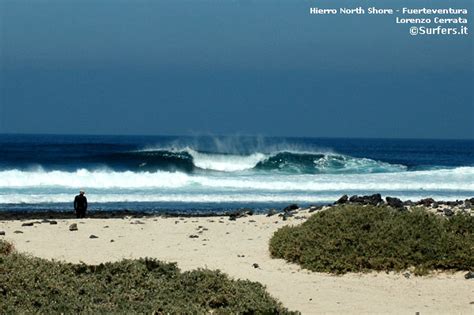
0, 134, 473, 213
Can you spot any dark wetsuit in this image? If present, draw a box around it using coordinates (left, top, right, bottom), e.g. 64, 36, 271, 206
74, 194, 88, 218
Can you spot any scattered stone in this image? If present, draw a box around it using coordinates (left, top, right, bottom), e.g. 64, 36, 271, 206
69, 223, 78, 231
386, 196, 404, 208
403, 200, 414, 206
14, 230, 23, 234
349, 194, 383, 206
103, 225, 109, 228
189, 235, 199, 239
283, 204, 299, 212
252, 263, 259, 268
249, 220, 256, 223
110, 239, 115, 243
464, 271, 474, 279
432, 202, 439, 209
443, 208, 454, 217
335, 194, 349, 204
130, 220, 145, 225
218, 220, 225, 223
309, 205, 323, 212
0, 231, 5, 236
49, 220, 58, 225
228, 208, 254, 220
403, 272, 411, 279
21, 222, 34, 227
89, 235, 99, 239
418, 198, 435, 207
266, 209, 278, 217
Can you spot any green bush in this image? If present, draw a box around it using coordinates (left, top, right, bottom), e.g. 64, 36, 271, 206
269, 205, 474, 275
0, 240, 295, 314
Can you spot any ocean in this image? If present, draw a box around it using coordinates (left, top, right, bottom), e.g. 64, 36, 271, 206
0, 134, 473, 214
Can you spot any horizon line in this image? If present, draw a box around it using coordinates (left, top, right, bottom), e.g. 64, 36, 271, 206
0, 132, 473, 142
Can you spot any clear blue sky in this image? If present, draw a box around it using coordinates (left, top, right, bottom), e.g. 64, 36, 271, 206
0, 0, 473, 139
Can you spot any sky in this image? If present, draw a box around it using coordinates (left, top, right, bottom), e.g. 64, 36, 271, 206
0, 0, 473, 139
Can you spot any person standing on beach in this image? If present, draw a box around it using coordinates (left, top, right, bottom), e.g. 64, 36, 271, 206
74, 190, 88, 218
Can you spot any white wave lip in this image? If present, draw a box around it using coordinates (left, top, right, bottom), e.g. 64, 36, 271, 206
188, 149, 266, 172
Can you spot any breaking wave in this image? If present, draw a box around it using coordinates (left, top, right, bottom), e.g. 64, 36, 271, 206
86, 148, 407, 174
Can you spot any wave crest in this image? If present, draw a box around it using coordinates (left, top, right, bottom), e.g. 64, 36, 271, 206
117, 148, 407, 174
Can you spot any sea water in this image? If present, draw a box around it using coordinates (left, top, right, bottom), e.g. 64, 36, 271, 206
0, 134, 473, 214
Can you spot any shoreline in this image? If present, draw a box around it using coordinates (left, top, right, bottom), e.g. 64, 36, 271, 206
0, 194, 472, 221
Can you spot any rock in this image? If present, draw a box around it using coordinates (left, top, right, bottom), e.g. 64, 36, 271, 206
279, 212, 293, 221
49, 220, 58, 225
335, 195, 349, 204
443, 208, 454, 217
418, 198, 435, 207
386, 197, 404, 208
309, 205, 323, 212
69, 223, 78, 231
0, 231, 5, 236
266, 209, 278, 217
14, 230, 23, 234
110, 239, 115, 243
403, 200, 414, 206
130, 220, 145, 225
243, 208, 254, 216
432, 202, 439, 208
403, 272, 411, 279
189, 235, 199, 239
228, 208, 253, 220
252, 263, 259, 268
89, 235, 99, 239
21, 222, 34, 227
464, 271, 474, 279
283, 204, 299, 212
349, 194, 383, 206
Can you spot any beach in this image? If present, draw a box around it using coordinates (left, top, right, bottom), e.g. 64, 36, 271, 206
1, 208, 472, 314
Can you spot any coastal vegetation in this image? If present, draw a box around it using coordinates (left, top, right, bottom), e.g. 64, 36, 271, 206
0, 240, 295, 314
270, 205, 474, 275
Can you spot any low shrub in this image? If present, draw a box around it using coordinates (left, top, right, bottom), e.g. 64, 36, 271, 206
269, 205, 474, 275
0, 240, 295, 314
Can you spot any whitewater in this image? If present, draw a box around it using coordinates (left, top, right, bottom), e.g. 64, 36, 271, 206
0, 135, 473, 212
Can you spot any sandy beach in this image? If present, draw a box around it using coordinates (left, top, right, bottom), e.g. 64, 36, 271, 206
1, 210, 472, 315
